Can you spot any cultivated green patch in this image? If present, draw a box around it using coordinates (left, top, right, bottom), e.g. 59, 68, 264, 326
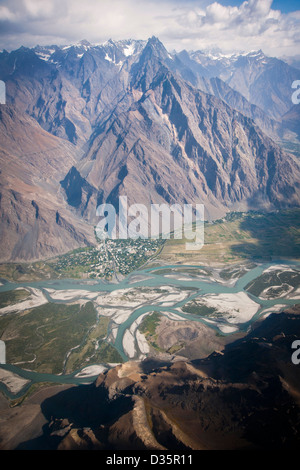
160, 209, 300, 265
245, 269, 300, 298
181, 301, 217, 316
0, 302, 97, 374
139, 311, 163, 351
65, 316, 123, 372
0, 289, 30, 309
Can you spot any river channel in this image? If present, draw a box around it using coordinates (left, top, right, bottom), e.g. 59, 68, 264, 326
0, 260, 299, 399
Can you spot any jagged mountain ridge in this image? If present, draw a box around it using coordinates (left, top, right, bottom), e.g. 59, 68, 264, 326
71, 67, 299, 222
177, 48, 300, 121
62, 38, 300, 221
0, 37, 299, 259
0, 39, 148, 145
1, 37, 298, 144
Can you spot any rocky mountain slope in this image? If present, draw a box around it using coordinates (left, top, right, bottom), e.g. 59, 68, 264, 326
7, 305, 299, 450
0, 37, 299, 260
177, 49, 300, 121
72, 61, 300, 223
0, 106, 94, 261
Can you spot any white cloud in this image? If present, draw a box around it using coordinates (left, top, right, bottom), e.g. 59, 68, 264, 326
0, 5, 17, 21
0, 0, 299, 57
23, 0, 62, 20
163, 0, 299, 56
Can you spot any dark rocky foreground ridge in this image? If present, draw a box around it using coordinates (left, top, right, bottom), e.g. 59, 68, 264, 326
1, 305, 298, 451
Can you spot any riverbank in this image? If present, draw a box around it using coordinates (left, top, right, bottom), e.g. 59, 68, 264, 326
0, 260, 299, 399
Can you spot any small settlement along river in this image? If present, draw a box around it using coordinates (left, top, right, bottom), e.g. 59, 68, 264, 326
0, 260, 299, 399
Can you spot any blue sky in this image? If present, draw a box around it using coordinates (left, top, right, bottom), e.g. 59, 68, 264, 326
0, 0, 299, 56
264, 0, 299, 11
219, 0, 299, 13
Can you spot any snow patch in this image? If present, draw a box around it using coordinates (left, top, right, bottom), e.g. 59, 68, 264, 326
123, 44, 135, 57
105, 53, 113, 62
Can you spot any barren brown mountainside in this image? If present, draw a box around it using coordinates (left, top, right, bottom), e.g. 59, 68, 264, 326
73, 66, 300, 222
0, 106, 94, 261
0, 37, 299, 260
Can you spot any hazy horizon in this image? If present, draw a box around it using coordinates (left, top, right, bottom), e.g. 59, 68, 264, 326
0, 0, 299, 58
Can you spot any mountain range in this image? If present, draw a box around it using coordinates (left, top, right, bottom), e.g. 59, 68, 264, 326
0, 37, 299, 261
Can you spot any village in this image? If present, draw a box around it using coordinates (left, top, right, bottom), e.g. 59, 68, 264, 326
50, 238, 165, 280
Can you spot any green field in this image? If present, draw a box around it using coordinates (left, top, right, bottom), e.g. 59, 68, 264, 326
0, 301, 122, 374
139, 311, 163, 351
245, 268, 300, 298
181, 301, 217, 316
159, 209, 300, 266
0, 289, 30, 309
65, 316, 123, 373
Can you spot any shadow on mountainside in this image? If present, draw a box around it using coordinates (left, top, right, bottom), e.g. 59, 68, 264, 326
16, 382, 133, 450
228, 210, 300, 262
16, 307, 300, 450
192, 306, 300, 383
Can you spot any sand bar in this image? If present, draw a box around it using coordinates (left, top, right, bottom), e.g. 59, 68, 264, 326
0, 368, 30, 394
